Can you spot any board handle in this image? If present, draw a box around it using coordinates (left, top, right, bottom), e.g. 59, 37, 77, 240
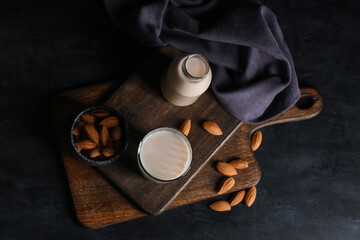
241, 87, 323, 135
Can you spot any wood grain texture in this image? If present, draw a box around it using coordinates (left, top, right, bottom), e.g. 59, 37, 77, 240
52, 47, 323, 229
97, 50, 241, 214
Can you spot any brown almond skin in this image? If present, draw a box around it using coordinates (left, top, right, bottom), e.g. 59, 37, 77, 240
72, 122, 84, 136
84, 124, 99, 145
209, 201, 231, 212
81, 114, 96, 124
179, 119, 191, 136
202, 121, 223, 135
229, 159, 249, 169
91, 109, 110, 118
230, 190, 246, 206
102, 147, 115, 157
112, 125, 122, 140
89, 147, 101, 158
99, 116, 119, 128
244, 186, 257, 207
75, 145, 82, 152
216, 162, 237, 176
218, 177, 235, 194
100, 125, 109, 147
75, 139, 97, 150
251, 130, 262, 151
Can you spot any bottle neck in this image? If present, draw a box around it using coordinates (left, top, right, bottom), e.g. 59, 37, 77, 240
181, 54, 210, 81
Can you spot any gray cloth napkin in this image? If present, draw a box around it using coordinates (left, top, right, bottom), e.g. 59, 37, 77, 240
103, 0, 300, 123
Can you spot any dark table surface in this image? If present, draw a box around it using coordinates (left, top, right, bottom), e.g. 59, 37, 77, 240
1, 0, 359, 239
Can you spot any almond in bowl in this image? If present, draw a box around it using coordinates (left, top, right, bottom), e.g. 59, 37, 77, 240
70, 106, 129, 166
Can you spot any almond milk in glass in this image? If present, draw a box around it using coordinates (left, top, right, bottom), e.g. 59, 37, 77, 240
161, 54, 212, 106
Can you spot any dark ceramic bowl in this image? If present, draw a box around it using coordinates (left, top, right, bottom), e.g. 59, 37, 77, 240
70, 105, 129, 167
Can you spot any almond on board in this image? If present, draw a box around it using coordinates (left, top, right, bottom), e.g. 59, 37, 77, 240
216, 162, 237, 176
202, 121, 223, 136
179, 119, 191, 136
218, 177, 235, 194
229, 159, 248, 169
251, 130, 262, 151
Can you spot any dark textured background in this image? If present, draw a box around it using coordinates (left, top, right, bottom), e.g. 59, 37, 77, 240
1, 0, 359, 239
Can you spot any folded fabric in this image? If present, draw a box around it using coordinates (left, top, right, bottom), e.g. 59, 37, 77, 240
103, 0, 300, 123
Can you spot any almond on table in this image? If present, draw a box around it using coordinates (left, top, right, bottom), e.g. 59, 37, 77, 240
244, 186, 257, 207
209, 201, 231, 212
230, 190, 246, 206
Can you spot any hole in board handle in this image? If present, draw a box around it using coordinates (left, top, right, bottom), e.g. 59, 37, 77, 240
296, 94, 320, 109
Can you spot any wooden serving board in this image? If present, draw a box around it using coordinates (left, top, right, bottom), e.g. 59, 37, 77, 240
53, 47, 323, 228
97, 50, 242, 215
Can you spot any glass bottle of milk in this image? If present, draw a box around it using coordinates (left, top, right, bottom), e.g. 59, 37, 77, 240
161, 54, 212, 106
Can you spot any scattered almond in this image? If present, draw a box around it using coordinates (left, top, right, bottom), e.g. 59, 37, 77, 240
81, 114, 96, 124
209, 201, 231, 212
84, 124, 99, 145
230, 190, 246, 206
102, 147, 115, 157
251, 130, 262, 151
100, 125, 109, 146
218, 177, 235, 194
179, 119, 191, 136
99, 116, 119, 128
89, 147, 101, 158
244, 186, 257, 207
229, 159, 248, 169
72, 122, 84, 136
75, 139, 97, 150
112, 125, 122, 140
216, 162, 237, 176
202, 121, 223, 135
91, 109, 110, 118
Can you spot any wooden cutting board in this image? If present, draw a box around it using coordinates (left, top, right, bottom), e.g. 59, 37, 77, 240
52, 47, 323, 228
97, 49, 242, 215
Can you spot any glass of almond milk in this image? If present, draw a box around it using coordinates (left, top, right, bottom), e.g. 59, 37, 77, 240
137, 127, 193, 183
